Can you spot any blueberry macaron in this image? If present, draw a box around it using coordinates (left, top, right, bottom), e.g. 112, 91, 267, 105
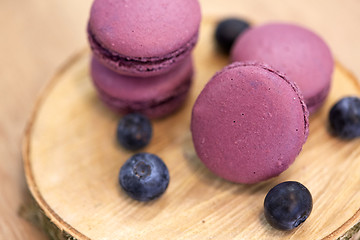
191, 62, 309, 184
88, 0, 201, 77
231, 23, 334, 113
90, 56, 193, 118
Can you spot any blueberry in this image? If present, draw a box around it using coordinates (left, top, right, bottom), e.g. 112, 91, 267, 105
119, 153, 169, 201
264, 181, 313, 230
215, 18, 250, 54
329, 96, 360, 139
117, 113, 152, 150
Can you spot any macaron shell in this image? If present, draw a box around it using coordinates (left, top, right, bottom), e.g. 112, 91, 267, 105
91, 56, 193, 118
97, 83, 191, 119
89, 0, 201, 58
91, 56, 193, 101
191, 62, 309, 184
231, 23, 334, 113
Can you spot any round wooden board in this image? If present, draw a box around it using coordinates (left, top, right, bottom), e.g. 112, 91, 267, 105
23, 18, 360, 240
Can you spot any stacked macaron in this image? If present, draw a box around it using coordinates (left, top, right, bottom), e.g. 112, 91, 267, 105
88, 0, 201, 118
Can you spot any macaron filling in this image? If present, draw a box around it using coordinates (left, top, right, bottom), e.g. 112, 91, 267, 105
88, 26, 198, 75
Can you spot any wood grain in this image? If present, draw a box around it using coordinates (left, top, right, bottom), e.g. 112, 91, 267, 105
2, 1, 360, 239
23, 19, 360, 239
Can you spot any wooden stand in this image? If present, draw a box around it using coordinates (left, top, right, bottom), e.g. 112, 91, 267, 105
23, 19, 360, 240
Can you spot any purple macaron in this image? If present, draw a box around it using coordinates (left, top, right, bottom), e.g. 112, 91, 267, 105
88, 0, 201, 77
91, 56, 193, 118
231, 23, 334, 113
191, 62, 309, 184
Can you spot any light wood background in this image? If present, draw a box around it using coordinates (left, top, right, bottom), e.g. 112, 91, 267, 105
1, 0, 360, 239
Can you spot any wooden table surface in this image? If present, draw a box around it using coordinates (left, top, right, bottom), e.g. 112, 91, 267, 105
1, 0, 360, 239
